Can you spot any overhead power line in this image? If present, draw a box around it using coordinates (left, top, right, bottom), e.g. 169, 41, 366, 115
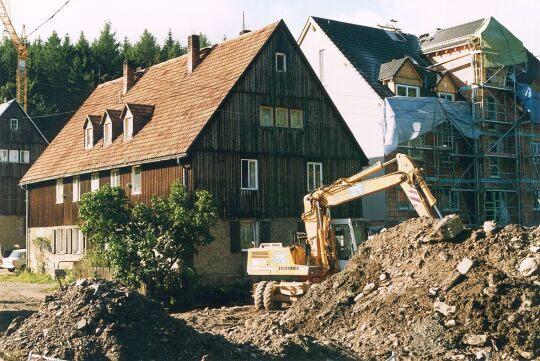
27, 0, 73, 38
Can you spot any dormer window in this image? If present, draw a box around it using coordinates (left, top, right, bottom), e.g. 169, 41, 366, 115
104, 118, 113, 144
84, 123, 93, 150
276, 53, 286, 72
124, 115, 133, 140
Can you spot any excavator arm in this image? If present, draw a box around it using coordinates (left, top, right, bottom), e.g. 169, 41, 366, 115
302, 153, 440, 272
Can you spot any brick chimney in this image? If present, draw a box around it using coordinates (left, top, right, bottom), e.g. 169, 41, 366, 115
187, 34, 200, 73
123, 60, 135, 95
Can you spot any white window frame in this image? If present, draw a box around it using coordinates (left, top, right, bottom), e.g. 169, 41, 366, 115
124, 116, 133, 140
56, 179, 64, 204
10, 118, 18, 130
19, 150, 30, 164
260, 106, 274, 127
104, 118, 113, 145
275, 108, 289, 128
110, 169, 120, 187
72, 176, 81, 202
131, 166, 141, 195
91, 172, 100, 192
0, 149, 7, 162
8, 150, 19, 163
240, 220, 260, 251
307, 162, 323, 191
534, 190, 540, 211
319, 49, 325, 84
396, 84, 420, 97
84, 123, 93, 150
275, 53, 286, 72
241, 159, 258, 190
290, 109, 304, 129
438, 92, 455, 101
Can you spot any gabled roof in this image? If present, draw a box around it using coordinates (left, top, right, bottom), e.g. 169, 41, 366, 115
310, 16, 427, 98
121, 103, 155, 119
83, 115, 101, 129
0, 99, 49, 144
420, 18, 485, 53
21, 21, 280, 184
378, 57, 412, 81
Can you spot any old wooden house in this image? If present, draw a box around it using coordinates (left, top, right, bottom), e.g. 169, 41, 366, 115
20, 21, 367, 281
0, 99, 48, 256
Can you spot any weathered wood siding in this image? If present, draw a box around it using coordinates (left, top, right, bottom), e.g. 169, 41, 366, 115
28, 160, 183, 227
0, 102, 48, 216
190, 25, 366, 219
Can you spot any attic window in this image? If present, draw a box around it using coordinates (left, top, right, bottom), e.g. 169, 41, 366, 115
84, 122, 93, 150
123, 115, 133, 140
276, 53, 286, 72
385, 30, 407, 42
396, 84, 420, 97
10, 118, 19, 130
104, 118, 113, 145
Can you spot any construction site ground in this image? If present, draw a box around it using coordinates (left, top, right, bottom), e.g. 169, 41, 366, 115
1, 216, 539, 360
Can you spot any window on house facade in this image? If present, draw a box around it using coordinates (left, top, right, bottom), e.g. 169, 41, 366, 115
110, 169, 120, 187
72, 176, 81, 202
534, 190, 540, 211
8, 150, 19, 163
240, 220, 259, 250
241, 159, 258, 190
0, 149, 7, 162
489, 157, 500, 178
441, 189, 459, 212
19, 150, 29, 164
319, 49, 325, 84
53, 228, 85, 255
56, 179, 64, 204
104, 118, 113, 144
307, 162, 323, 191
275, 108, 289, 128
530, 142, 540, 163
486, 95, 497, 121
404, 136, 424, 160
290, 109, 304, 129
124, 116, 133, 140
91, 172, 99, 192
132, 166, 141, 194
438, 92, 455, 101
10, 118, 18, 130
260, 106, 273, 127
396, 84, 419, 97
397, 189, 414, 211
275, 53, 286, 72
485, 191, 508, 224
84, 123, 93, 150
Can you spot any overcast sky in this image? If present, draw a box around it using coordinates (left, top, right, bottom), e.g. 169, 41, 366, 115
3, 0, 540, 56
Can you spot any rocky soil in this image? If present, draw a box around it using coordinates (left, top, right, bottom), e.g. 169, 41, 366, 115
2, 215, 539, 360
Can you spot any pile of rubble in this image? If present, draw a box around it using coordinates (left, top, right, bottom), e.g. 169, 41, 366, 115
277, 216, 540, 359
0, 279, 269, 361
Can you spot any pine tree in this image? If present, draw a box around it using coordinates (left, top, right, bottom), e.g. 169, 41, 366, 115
133, 29, 160, 68
91, 22, 122, 82
121, 37, 134, 61
160, 29, 185, 62
198, 32, 212, 48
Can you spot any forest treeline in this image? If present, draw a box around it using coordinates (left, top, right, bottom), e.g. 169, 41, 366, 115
0, 23, 211, 139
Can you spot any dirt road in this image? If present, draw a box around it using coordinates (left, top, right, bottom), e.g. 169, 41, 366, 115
0, 273, 54, 332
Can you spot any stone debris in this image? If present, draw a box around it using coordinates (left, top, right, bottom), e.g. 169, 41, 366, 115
518, 257, 539, 277
457, 258, 474, 275
483, 220, 497, 235
433, 300, 456, 316
429, 214, 463, 242
463, 334, 488, 346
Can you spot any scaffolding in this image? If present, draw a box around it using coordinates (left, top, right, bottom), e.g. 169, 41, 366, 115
387, 50, 540, 226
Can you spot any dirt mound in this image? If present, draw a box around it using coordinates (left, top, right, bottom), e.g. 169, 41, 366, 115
0, 279, 268, 361
278, 217, 540, 359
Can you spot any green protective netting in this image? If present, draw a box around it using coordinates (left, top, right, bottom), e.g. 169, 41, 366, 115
475, 17, 527, 67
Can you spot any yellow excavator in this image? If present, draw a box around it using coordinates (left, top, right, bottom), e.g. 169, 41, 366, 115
247, 153, 442, 310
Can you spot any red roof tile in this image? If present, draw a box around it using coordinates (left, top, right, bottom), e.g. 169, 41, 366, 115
22, 21, 280, 184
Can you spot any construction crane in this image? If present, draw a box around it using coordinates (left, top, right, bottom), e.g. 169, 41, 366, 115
0, 0, 27, 111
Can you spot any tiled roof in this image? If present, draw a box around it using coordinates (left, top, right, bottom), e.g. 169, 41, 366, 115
21, 21, 280, 184
420, 18, 485, 53
378, 57, 410, 81
311, 16, 427, 98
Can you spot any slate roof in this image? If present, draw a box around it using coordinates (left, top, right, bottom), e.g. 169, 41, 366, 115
378, 57, 410, 81
311, 16, 427, 98
420, 18, 485, 53
21, 21, 280, 184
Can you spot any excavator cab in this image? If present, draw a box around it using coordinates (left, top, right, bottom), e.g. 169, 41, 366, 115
331, 218, 368, 270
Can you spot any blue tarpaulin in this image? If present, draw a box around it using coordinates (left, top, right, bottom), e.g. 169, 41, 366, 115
383, 97, 479, 155
516, 83, 540, 123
